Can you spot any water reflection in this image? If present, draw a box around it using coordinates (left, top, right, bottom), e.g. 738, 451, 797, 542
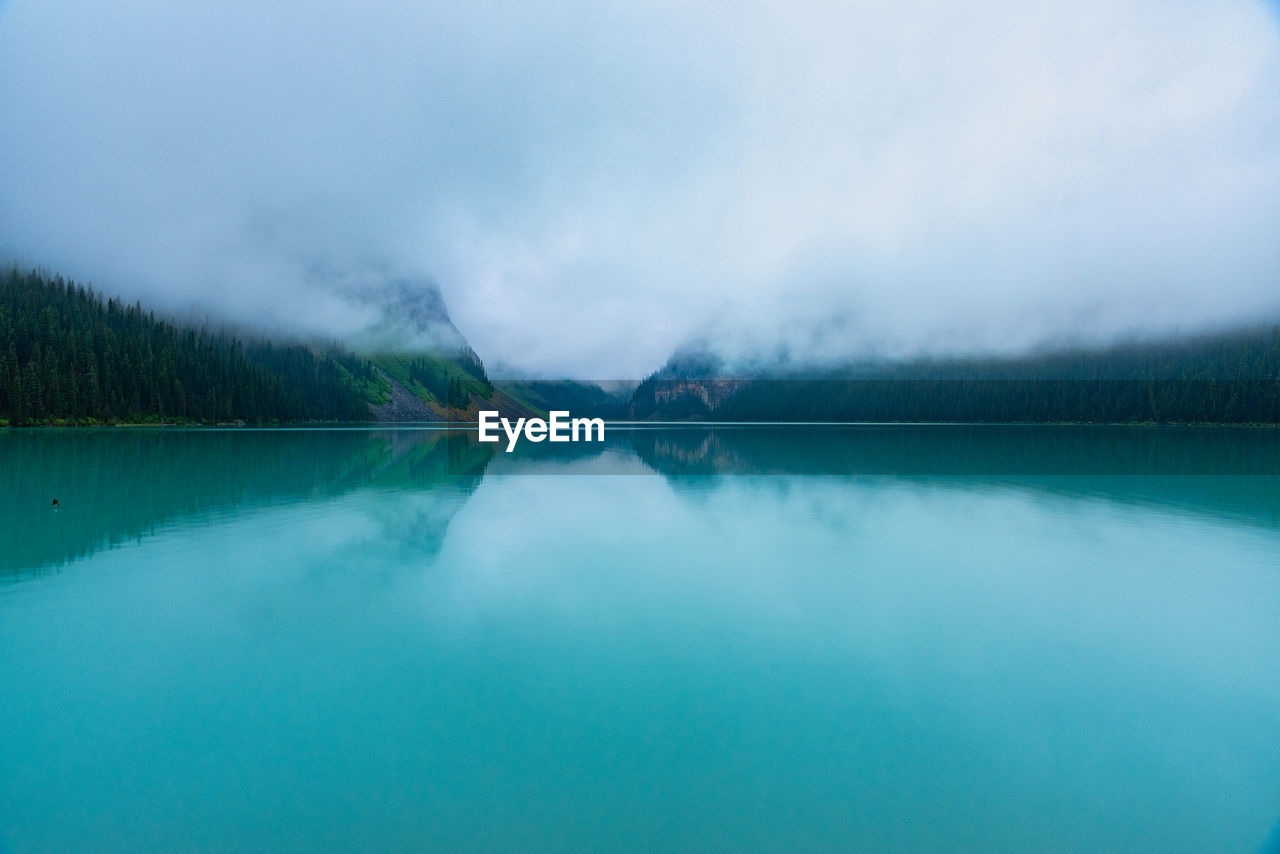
627, 424, 1280, 475
2, 426, 1278, 852
0, 428, 492, 578
624, 426, 1280, 531
4, 425, 1279, 578
485, 423, 1280, 530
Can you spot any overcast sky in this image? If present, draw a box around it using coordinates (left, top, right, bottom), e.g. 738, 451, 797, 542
2, 0, 1279, 377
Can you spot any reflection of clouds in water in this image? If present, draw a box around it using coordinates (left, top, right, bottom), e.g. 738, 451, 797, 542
437, 471, 1280, 666
220, 485, 486, 579
417, 473, 1280, 854
341, 486, 484, 571
426, 470, 1280, 851
482, 446, 652, 476
4, 440, 1279, 851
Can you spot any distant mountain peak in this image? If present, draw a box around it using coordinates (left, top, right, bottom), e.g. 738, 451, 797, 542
329, 272, 474, 356
366, 278, 474, 356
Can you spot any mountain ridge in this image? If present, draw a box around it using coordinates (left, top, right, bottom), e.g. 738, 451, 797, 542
624, 325, 1280, 423
6, 264, 1280, 426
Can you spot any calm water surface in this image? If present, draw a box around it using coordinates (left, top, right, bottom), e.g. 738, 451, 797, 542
2, 427, 1279, 853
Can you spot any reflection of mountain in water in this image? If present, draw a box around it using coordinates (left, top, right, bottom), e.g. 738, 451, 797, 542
625, 426, 1280, 531
9, 425, 1280, 578
0, 429, 493, 578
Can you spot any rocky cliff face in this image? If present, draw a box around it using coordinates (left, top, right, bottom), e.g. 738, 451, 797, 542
369, 368, 445, 423
339, 275, 476, 357
653, 379, 747, 410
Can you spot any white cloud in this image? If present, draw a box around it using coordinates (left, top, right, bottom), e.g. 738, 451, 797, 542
1, 0, 1278, 376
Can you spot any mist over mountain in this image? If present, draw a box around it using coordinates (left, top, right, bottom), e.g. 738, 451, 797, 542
627, 323, 1280, 423
652, 322, 1280, 382
334, 274, 474, 357
2, 1, 1280, 376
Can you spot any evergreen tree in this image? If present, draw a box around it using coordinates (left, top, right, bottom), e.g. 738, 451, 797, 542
0, 267, 381, 425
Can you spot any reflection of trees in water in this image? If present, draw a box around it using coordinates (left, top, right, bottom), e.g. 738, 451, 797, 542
8, 425, 1278, 578
626, 426, 1280, 531
1262, 818, 1280, 854
0, 429, 492, 577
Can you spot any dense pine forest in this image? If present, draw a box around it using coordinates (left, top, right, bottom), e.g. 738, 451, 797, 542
407, 353, 495, 408
0, 268, 382, 425
629, 327, 1280, 423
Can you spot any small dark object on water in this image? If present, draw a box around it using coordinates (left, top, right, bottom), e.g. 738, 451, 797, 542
51, 498, 58, 506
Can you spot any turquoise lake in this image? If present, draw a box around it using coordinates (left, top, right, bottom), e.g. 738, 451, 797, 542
2, 426, 1279, 853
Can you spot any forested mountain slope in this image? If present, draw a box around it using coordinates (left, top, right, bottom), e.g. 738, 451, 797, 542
629, 327, 1280, 423
0, 268, 384, 425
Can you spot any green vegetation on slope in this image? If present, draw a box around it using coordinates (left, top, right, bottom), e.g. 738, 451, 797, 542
0, 267, 384, 425
367, 351, 543, 422
372, 351, 494, 412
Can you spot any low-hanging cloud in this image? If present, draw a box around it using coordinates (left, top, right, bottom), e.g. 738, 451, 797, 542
1, 0, 1278, 377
